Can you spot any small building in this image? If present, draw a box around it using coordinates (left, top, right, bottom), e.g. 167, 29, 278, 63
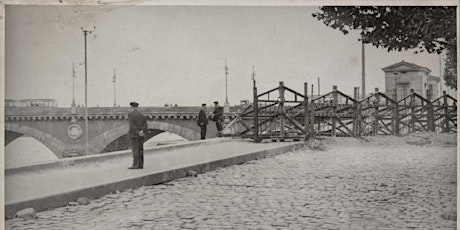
382, 61, 441, 101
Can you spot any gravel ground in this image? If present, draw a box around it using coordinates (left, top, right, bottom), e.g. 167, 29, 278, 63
6, 133, 457, 230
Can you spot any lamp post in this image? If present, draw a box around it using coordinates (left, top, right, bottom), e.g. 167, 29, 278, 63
224, 58, 229, 105
82, 26, 95, 156
113, 68, 116, 107
393, 72, 399, 101
70, 62, 77, 114
223, 58, 230, 125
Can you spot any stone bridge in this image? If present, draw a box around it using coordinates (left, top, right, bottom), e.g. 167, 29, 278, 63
5, 106, 238, 158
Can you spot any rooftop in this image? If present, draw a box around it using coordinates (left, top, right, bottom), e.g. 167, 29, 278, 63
382, 60, 431, 74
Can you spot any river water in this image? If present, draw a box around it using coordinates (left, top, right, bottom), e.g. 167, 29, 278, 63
5, 132, 186, 169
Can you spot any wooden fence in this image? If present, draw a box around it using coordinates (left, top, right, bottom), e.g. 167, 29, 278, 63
223, 82, 457, 141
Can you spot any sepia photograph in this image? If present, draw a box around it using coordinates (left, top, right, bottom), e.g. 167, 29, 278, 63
2, 0, 458, 229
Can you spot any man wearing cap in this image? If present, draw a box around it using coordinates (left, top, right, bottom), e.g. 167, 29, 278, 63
128, 102, 147, 169
197, 103, 208, 139
212, 101, 224, 136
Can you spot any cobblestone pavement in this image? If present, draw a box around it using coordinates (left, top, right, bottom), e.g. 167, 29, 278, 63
6, 134, 457, 229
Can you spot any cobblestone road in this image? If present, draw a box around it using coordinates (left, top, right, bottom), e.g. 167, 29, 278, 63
6, 134, 457, 229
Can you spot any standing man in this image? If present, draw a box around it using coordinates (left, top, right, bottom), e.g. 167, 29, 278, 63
197, 103, 208, 139
212, 101, 224, 136
128, 102, 147, 169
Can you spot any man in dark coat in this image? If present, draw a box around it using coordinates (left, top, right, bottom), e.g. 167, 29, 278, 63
128, 102, 147, 169
197, 103, 208, 139
212, 101, 224, 135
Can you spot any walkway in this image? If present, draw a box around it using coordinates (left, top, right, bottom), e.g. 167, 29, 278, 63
5, 138, 296, 218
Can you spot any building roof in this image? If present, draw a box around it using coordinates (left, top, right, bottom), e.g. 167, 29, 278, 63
382, 60, 431, 74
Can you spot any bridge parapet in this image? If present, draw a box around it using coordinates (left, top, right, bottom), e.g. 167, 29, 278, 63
5, 107, 239, 121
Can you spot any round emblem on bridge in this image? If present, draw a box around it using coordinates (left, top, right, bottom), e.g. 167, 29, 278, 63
67, 124, 83, 140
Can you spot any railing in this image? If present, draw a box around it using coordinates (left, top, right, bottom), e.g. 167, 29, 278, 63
5, 106, 239, 121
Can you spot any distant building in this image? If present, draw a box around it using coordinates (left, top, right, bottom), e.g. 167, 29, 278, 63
382, 60, 442, 101
240, 100, 250, 106
5, 99, 58, 107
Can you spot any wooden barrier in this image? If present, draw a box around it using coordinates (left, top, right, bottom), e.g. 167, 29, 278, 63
222, 83, 457, 140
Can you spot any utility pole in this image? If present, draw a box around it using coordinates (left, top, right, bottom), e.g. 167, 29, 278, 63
393, 72, 399, 101
439, 53, 444, 93
112, 68, 116, 107
82, 26, 95, 156
72, 62, 76, 108
361, 34, 366, 99
252, 65, 259, 142
317, 77, 320, 98
252, 65, 256, 89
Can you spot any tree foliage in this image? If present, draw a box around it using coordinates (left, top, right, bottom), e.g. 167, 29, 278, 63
443, 48, 457, 90
312, 6, 457, 90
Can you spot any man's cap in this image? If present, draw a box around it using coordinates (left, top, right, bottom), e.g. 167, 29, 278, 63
130, 102, 139, 107
202, 103, 206, 106
213, 101, 219, 104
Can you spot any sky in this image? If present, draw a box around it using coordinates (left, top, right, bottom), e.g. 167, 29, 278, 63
5, 4, 449, 107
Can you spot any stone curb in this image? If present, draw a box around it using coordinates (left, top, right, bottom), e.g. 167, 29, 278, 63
5, 143, 297, 218
6, 138, 233, 175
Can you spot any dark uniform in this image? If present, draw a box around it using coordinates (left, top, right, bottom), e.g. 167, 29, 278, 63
128, 102, 147, 169
213, 102, 224, 133
197, 104, 208, 139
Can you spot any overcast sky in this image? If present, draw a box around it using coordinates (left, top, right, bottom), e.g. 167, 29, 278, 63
5, 4, 446, 107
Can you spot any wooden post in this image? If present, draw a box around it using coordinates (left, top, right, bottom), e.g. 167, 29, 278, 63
443, 91, 450, 132
253, 86, 259, 142
311, 84, 314, 102
427, 99, 435, 132
372, 91, 379, 136
353, 87, 359, 137
304, 83, 309, 138
410, 89, 416, 132
332, 85, 338, 137
310, 102, 315, 137
279, 81, 285, 140
393, 96, 400, 136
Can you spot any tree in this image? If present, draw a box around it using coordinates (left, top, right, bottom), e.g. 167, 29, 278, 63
443, 48, 457, 90
312, 6, 457, 90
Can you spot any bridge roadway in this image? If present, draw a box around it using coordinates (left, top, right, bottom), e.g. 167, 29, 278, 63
5, 134, 457, 229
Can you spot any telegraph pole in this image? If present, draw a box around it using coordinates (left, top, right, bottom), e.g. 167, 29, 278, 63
72, 62, 76, 108
393, 72, 399, 101
361, 34, 366, 98
252, 65, 256, 89
112, 68, 116, 107
317, 77, 320, 98
252, 65, 259, 141
82, 26, 95, 156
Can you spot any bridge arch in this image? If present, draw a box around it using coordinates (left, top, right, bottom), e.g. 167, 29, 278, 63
5, 123, 68, 158
89, 120, 200, 154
